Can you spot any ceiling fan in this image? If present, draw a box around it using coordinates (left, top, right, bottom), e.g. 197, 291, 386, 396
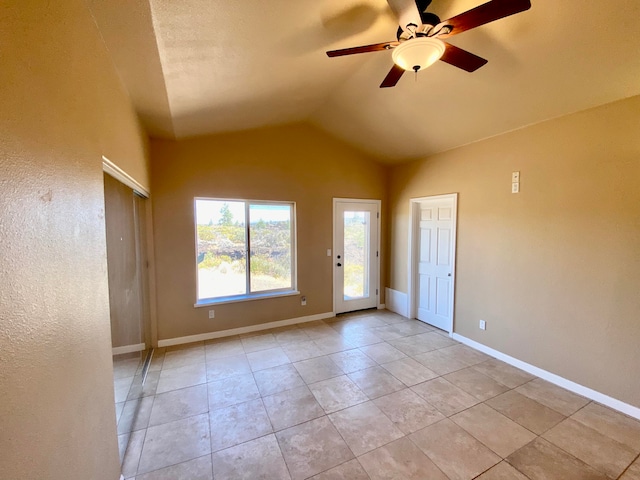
326, 0, 531, 88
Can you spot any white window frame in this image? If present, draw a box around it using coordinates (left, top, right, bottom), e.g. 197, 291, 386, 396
194, 197, 298, 306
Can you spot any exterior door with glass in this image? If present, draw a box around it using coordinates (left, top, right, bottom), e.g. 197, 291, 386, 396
334, 199, 380, 314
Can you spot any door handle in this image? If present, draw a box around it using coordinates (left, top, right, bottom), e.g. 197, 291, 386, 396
447, 273, 451, 277
337, 263, 342, 267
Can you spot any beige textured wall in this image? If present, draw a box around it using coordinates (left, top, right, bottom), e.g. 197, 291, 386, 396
151, 124, 387, 340
0, 2, 149, 479
389, 96, 640, 408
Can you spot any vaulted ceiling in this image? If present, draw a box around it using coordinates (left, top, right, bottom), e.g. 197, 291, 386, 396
88, 0, 640, 163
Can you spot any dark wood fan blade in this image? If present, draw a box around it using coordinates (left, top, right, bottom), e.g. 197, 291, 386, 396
415, 0, 435, 24
437, 0, 531, 38
326, 41, 397, 57
440, 42, 488, 72
380, 64, 405, 88
414, 0, 442, 27
415, 0, 433, 13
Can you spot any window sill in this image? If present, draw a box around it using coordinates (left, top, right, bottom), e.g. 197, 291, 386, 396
194, 290, 300, 307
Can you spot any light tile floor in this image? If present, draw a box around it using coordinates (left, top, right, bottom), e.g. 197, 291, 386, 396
113, 310, 640, 480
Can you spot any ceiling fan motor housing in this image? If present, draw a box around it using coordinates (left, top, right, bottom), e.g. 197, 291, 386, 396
419, 12, 441, 30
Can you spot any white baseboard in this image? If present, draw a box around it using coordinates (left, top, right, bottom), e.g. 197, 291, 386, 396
112, 343, 146, 356
451, 333, 640, 420
377, 304, 386, 310
385, 288, 408, 317
158, 312, 336, 348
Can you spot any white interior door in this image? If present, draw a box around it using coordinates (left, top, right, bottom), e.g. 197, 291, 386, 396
414, 196, 457, 331
334, 200, 380, 314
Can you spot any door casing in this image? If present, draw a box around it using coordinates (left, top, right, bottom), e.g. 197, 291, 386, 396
103, 156, 157, 348
408, 193, 458, 333
333, 198, 382, 315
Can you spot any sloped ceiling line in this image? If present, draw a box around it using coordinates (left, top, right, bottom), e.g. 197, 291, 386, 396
90, 0, 640, 163
87, 0, 175, 138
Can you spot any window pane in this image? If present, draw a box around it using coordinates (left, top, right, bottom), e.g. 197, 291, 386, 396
343, 211, 370, 300
195, 200, 246, 299
249, 204, 292, 292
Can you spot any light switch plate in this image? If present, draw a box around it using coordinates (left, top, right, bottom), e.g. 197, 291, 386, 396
512, 171, 520, 182
326, 249, 331, 257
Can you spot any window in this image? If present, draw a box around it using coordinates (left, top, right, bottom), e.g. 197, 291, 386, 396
195, 198, 296, 303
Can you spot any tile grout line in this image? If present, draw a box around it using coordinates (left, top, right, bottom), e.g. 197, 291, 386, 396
127, 312, 638, 479
205, 375, 214, 480
131, 414, 150, 477
616, 451, 640, 480
427, 366, 582, 460
402, 425, 462, 480
271, 430, 295, 480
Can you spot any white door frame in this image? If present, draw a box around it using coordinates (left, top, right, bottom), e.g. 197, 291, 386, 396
407, 193, 458, 333
333, 198, 382, 314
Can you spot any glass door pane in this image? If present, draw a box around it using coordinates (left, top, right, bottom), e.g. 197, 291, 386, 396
343, 211, 370, 300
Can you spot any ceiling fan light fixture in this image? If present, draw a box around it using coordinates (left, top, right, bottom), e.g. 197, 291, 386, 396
392, 37, 445, 72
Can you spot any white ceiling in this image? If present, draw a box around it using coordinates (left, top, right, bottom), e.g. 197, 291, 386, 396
89, 0, 640, 163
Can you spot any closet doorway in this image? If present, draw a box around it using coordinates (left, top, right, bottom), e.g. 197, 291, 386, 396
103, 164, 153, 465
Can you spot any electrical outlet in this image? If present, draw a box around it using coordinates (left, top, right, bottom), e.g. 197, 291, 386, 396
479, 319, 486, 330
208, 310, 215, 319
512, 182, 520, 194
301, 296, 307, 306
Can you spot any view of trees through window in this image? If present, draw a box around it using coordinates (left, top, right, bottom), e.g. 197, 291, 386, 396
196, 199, 293, 301
343, 211, 369, 299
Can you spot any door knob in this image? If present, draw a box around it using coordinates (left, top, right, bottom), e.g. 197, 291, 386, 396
337, 263, 342, 267
447, 273, 451, 277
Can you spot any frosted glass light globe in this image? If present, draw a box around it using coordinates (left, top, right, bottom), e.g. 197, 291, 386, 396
392, 37, 445, 72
